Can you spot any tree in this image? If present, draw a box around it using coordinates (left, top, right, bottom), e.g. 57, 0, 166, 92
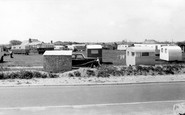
9, 40, 22, 45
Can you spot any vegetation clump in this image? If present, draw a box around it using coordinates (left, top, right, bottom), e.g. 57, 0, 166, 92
0, 71, 59, 79
86, 69, 96, 77
96, 64, 184, 77
73, 71, 81, 77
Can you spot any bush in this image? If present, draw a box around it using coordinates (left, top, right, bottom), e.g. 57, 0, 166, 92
68, 73, 74, 77
86, 69, 95, 77
0, 73, 4, 79
33, 71, 43, 78
97, 64, 184, 77
74, 71, 81, 77
19, 71, 33, 79
48, 73, 58, 78
9, 72, 20, 79
0, 71, 59, 79
97, 65, 124, 77
97, 71, 110, 77
41, 73, 48, 78
0, 66, 9, 71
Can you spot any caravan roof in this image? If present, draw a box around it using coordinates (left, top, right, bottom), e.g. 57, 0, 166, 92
128, 47, 155, 52
161, 45, 181, 50
43, 50, 72, 55
86, 45, 102, 49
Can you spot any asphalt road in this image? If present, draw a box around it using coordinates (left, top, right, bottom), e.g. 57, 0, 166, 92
0, 82, 185, 114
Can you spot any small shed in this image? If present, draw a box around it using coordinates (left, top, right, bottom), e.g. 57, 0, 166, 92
126, 47, 156, 66
160, 46, 182, 61
43, 50, 72, 73
86, 45, 103, 62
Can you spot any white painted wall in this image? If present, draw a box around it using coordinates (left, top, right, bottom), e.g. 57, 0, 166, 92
160, 46, 182, 61
126, 47, 155, 66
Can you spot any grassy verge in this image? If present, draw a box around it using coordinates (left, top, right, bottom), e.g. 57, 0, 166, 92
0, 64, 185, 80
0, 70, 58, 79
67, 64, 185, 78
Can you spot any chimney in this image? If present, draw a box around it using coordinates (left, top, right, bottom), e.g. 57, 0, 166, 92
29, 38, 32, 43
51, 40, 53, 44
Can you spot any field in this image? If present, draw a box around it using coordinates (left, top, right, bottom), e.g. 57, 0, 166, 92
1, 50, 185, 68
0, 50, 126, 67
1, 50, 185, 85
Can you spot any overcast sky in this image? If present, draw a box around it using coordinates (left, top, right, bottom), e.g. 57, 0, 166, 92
0, 0, 185, 44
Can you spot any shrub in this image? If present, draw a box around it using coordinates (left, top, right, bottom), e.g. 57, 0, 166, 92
41, 73, 48, 78
19, 71, 33, 79
74, 71, 81, 77
9, 72, 20, 79
0, 66, 9, 71
68, 73, 74, 77
86, 69, 95, 77
32, 71, 43, 78
0, 73, 4, 79
97, 71, 110, 77
97, 65, 124, 77
48, 73, 58, 78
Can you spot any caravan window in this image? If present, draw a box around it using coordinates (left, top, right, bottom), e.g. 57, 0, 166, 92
165, 48, 167, 53
76, 55, 83, 59
142, 52, 149, 56
127, 51, 129, 56
91, 50, 99, 54
131, 52, 135, 56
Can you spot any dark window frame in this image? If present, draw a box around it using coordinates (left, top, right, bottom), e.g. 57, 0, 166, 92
142, 52, 149, 56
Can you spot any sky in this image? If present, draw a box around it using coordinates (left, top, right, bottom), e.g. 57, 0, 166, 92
0, 0, 185, 44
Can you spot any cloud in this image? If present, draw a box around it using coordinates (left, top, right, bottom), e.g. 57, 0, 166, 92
0, 0, 185, 43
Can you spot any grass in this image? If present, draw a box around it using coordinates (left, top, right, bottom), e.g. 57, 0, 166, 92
0, 70, 59, 79
1, 50, 185, 69
0, 50, 126, 67
0, 54, 43, 67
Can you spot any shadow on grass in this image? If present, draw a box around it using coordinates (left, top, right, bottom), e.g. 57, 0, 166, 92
102, 62, 113, 65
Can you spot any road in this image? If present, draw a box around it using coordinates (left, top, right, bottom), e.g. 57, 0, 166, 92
0, 82, 185, 114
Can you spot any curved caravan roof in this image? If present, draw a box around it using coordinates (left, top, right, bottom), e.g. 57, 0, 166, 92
127, 47, 155, 52
161, 46, 181, 50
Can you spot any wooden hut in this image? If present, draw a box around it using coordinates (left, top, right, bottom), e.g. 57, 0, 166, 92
43, 50, 72, 73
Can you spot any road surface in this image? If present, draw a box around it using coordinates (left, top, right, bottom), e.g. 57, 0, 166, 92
0, 82, 185, 114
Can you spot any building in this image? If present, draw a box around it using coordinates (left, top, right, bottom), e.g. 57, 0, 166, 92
43, 50, 72, 73
11, 39, 54, 54
143, 39, 159, 44
160, 46, 182, 61
126, 47, 156, 66
11, 44, 30, 55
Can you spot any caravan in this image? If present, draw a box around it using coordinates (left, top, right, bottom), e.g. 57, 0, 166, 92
160, 46, 182, 61
126, 47, 156, 66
